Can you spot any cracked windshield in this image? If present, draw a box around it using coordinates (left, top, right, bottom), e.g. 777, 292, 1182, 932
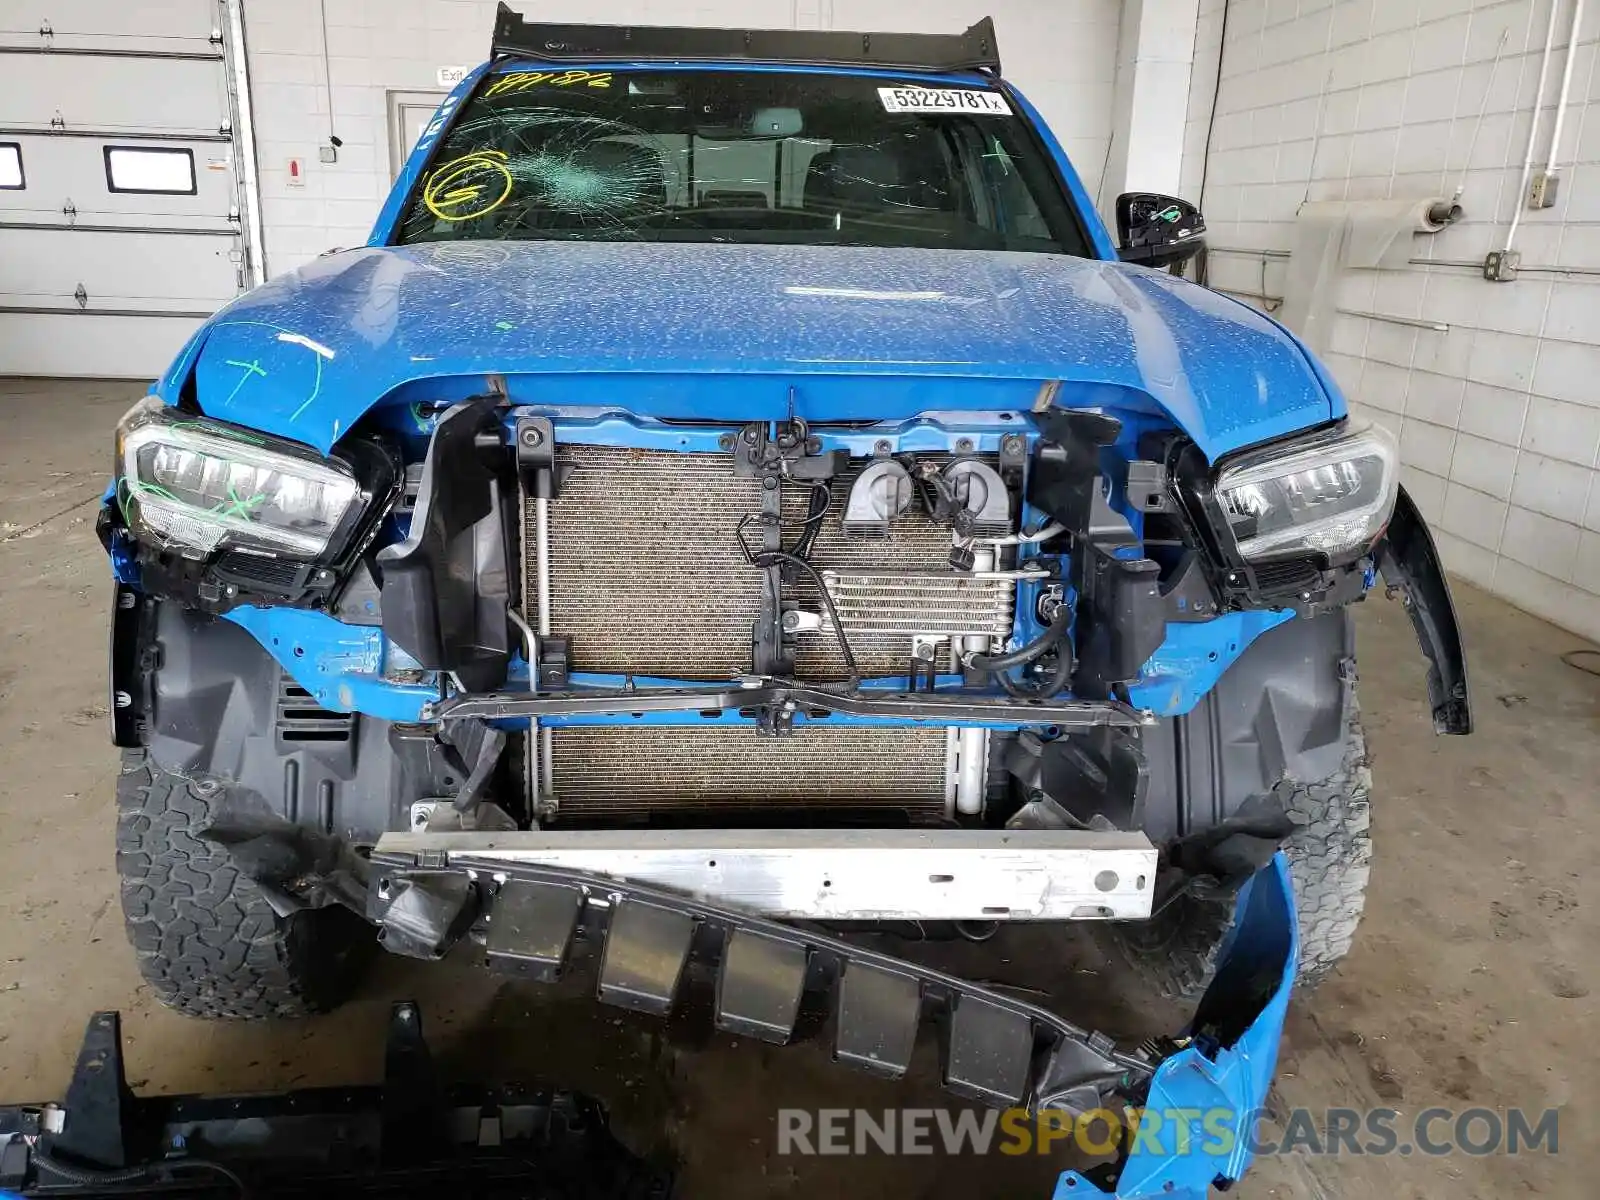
397, 68, 1088, 253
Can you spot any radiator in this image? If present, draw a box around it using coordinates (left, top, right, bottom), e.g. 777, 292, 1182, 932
546, 725, 949, 822
534, 446, 1011, 678
528, 445, 1009, 821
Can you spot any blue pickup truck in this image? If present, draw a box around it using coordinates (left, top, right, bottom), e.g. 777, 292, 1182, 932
100, 8, 1470, 1196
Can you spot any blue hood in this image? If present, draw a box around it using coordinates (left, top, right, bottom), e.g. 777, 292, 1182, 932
179, 241, 1338, 459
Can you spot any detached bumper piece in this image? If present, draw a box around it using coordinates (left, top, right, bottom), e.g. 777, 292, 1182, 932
368, 854, 1154, 1115
1060, 857, 1299, 1199
366, 851, 1300, 1199
0, 1003, 671, 1198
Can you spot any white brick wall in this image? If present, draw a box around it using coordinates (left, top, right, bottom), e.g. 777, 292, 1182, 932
241, 0, 1120, 274
1188, 0, 1600, 642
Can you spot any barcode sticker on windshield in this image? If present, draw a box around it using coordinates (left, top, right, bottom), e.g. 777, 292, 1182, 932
878, 87, 1012, 116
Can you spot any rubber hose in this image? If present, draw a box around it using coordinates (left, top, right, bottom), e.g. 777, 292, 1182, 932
969, 607, 1070, 672
997, 644, 1073, 699
34, 1150, 151, 1186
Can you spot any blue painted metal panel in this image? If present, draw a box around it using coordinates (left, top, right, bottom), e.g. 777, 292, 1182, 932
1055, 854, 1297, 1198
170, 240, 1333, 462
1127, 610, 1297, 717
222, 606, 436, 722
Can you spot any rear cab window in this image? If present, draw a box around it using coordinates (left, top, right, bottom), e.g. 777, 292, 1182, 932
396, 67, 1089, 254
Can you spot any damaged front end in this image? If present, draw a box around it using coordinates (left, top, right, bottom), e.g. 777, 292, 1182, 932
103, 376, 1470, 917
100, 379, 1464, 1197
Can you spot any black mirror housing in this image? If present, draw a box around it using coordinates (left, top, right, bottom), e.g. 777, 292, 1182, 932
1115, 192, 1206, 268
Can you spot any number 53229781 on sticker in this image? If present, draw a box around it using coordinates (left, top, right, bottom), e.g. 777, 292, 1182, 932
877, 86, 1012, 115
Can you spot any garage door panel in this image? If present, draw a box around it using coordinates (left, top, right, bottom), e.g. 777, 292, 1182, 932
0, 228, 237, 309
0, 311, 201, 379
3, 0, 219, 44
2, 134, 237, 221
0, 56, 228, 131
0, 1, 245, 377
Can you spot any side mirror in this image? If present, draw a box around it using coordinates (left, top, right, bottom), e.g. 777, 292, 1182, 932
1115, 193, 1206, 268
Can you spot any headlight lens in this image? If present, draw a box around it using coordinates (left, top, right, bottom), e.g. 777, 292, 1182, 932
115, 397, 363, 559
1214, 419, 1398, 563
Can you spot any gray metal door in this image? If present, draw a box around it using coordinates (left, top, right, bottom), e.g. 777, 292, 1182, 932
0, 1, 256, 378
387, 90, 448, 181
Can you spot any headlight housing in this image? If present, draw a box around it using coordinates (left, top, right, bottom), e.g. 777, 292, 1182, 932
1214, 419, 1398, 563
115, 397, 365, 560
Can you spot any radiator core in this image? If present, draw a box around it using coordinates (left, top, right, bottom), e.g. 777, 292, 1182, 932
528, 444, 1009, 821
546, 725, 949, 822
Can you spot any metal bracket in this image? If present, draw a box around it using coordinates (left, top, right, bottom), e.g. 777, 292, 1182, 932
910, 633, 948, 690
380, 1002, 437, 1165
368, 869, 479, 960
427, 679, 1150, 727
997, 430, 1028, 481
40, 1012, 132, 1170
365, 855, 1153, 1114
514, 416, 556, 500
730, 419, 845, 481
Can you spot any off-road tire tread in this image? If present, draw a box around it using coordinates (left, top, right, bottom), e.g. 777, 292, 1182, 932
115, 749, 365, 1019
1280, 699, 1371, 986
1113, 698, 1372, 1001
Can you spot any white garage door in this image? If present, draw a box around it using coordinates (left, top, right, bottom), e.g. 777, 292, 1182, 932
0, 2, 257, 379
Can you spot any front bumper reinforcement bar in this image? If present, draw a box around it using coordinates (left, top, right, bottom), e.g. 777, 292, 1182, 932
425, 682, 1151, 726
374, 829, 1160, 921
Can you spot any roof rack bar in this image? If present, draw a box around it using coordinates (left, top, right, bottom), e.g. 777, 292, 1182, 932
490, 4, 1000, 74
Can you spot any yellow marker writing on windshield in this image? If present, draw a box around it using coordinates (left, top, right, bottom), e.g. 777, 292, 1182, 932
483, 69, 613, 97
422, 149, 514, 221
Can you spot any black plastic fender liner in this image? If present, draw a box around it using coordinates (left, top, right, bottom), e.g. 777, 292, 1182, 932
376, 397, 513, 694
1374, 485, 1472, 735
1139, 609, 1354, 844
117, 598, 438, 849
109, 583, 157, 749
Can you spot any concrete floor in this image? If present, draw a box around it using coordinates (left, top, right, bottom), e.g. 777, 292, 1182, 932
0, 377, 1596, 1198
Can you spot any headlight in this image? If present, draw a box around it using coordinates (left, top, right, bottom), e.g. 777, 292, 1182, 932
1214, 419, 1398, 563
115, 397, 363, 560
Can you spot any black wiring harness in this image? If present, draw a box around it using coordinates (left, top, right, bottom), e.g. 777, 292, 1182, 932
736, 477, 861, 685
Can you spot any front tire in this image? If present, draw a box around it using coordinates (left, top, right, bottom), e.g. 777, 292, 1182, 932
116, 750, 372, 1018
1112, 698, 1372, 1000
